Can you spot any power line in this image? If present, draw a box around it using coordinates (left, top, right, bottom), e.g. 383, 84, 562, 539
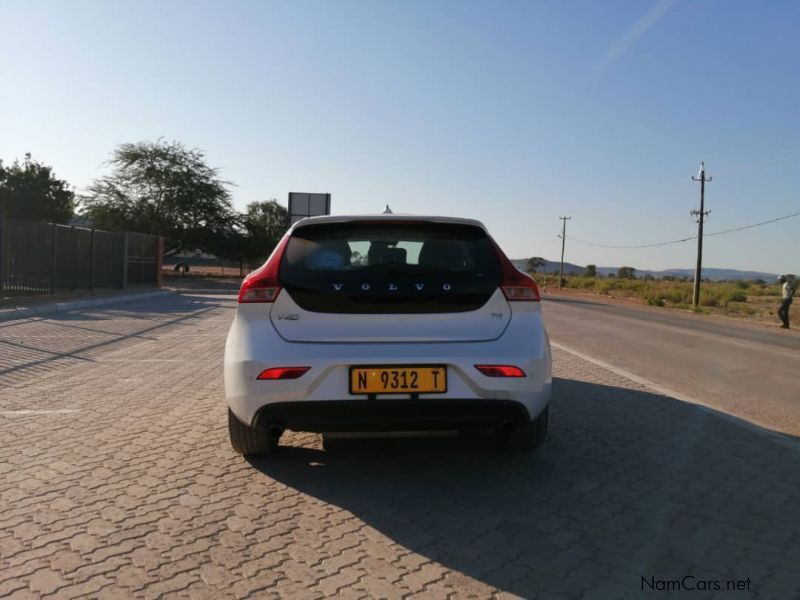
565, 207, 800, 249
705, 209, 800, 237
566, 234, 695, 249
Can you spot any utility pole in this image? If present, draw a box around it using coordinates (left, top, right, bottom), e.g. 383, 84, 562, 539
558, 216, 571, 289
691, 162, 711, 307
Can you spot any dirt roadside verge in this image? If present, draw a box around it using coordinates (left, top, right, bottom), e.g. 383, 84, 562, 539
542, 286, 800, 332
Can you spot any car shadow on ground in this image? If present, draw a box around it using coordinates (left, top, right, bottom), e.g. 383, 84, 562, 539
249, 377, 800, 599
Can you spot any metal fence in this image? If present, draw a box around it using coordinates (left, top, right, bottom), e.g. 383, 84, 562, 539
0, 214, 161, 298
126, 232, 158, 285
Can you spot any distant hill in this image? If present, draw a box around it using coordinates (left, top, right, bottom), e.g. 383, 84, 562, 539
511, 258, 586, 276
512, 258, 778, 282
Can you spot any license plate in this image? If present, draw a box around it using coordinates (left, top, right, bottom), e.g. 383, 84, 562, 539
349, 365, 447, 395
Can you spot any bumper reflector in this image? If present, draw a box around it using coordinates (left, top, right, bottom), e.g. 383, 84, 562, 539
257, 366, 311, 380
474, 365, 526, 378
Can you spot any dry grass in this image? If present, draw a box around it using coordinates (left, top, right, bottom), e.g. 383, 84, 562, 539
534, 274, 797, 326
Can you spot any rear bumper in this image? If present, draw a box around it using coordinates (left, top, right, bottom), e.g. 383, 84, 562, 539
224, 303, 553, 428
252, 399, 530, 433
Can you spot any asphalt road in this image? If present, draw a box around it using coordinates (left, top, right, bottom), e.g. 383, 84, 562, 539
542, 295, 800, 438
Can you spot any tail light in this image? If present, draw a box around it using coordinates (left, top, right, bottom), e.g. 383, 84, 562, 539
257, 366, 311, 380
490, 238, 541, 301
238, 234, 291, 303
475, 365, 526, 377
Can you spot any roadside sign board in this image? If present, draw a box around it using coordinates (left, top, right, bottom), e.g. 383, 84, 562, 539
288, 193, 331, 225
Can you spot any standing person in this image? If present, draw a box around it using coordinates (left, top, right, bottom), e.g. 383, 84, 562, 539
777, 275, 796, 329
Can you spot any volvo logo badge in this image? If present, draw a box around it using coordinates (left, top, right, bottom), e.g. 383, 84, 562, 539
329, 282, 451, 293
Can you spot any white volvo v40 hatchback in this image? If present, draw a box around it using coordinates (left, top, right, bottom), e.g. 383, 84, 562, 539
224, 215, 552, 455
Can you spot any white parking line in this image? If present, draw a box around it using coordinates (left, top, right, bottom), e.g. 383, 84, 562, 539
1, 409, 80, 416
93, 359, 182, 363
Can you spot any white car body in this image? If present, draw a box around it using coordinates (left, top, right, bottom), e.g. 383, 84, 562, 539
224, 214, 552, 451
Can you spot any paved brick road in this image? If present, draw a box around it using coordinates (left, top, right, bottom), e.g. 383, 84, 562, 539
1, 294, 798, 599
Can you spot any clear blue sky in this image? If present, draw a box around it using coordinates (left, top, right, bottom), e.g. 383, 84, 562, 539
2, 0, 798, 273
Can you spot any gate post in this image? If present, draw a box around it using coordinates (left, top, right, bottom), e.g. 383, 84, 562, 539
139, 235, 144, 284
50, 223, 58, 293
0, 211, 5, 298
89, 229, 96, 291
156, 236, 164, 288
122, 232, 129, 289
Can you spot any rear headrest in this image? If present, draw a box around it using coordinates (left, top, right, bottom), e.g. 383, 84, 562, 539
418, 240, 468, 269
368, 245, 407, 265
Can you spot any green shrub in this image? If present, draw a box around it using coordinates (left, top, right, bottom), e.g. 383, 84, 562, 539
700, 289, 721, 307
725, 291, 747, 303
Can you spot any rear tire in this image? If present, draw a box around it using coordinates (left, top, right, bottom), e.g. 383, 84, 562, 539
497, 406, 549, 452
228, 409, 280, 456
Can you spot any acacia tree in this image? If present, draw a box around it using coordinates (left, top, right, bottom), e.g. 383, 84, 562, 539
242, 200, 288, 264
82, 140, 235, 253
585, 264, 597, 277
209, 200, 289, 273
526, 257, 545, 273
0, 153, 74, 222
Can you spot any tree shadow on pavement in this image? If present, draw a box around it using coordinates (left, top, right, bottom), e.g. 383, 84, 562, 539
0, 294, 230, 380
43, 294, 226, 323
250, 377, 800, 599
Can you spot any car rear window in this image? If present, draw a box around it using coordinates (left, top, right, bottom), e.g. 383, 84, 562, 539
279, 221, 502, 313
